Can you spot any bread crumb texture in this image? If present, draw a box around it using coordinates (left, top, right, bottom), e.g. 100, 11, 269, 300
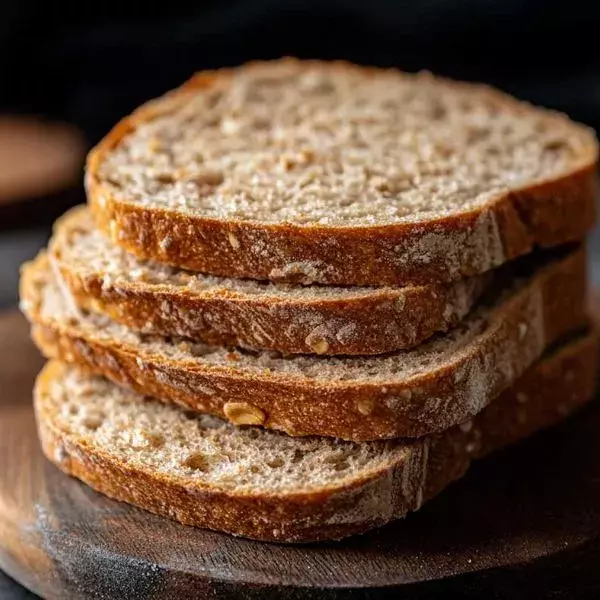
96, 60, 594, 227
44, 365, 406, 493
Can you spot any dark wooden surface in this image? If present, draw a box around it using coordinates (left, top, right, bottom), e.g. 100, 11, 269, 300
2, 310, 600, 599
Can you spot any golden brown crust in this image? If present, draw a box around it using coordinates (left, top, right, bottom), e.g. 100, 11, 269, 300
35, 331, 599, 543
22, 247, 589, 441
49, 207, 490, 355
86, 59, 598, 287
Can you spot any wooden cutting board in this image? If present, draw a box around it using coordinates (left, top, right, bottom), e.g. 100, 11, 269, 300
1, 309, 600, 600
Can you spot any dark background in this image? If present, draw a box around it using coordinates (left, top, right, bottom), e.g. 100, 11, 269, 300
1, 2, 600, 593
4, 0, 600, 144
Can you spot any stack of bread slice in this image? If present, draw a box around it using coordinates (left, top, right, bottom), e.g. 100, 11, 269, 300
20, 59, 600, 542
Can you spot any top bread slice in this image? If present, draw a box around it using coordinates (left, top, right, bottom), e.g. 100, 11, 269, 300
21, 245, 588, 441
35, 329, 599, 543
87, 58, 598, 286
48, 206, 490, 355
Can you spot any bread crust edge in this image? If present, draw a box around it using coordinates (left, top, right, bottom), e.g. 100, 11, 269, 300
49, 206, 490, 355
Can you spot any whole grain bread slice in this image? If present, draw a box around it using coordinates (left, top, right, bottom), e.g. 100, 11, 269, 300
49, 206, 490, 355
87, 58, 597, 287
21, 246, 587, 441
35, 329, 599, 543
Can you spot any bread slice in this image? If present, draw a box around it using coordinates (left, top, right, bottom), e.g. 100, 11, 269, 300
48, 206, 491, 355
87, 58, 597, 287
21, 246, 587, 441
35, 329, 599, 543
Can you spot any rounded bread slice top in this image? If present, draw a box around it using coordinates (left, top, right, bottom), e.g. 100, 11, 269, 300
87, 59, 597, 285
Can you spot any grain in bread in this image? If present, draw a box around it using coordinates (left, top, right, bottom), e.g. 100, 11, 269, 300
87, 59, 597, 286
21, 246, 588, 440
35, 329, 599, 542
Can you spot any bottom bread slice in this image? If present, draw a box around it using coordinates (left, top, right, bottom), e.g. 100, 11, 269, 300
35, 330, 598, 543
